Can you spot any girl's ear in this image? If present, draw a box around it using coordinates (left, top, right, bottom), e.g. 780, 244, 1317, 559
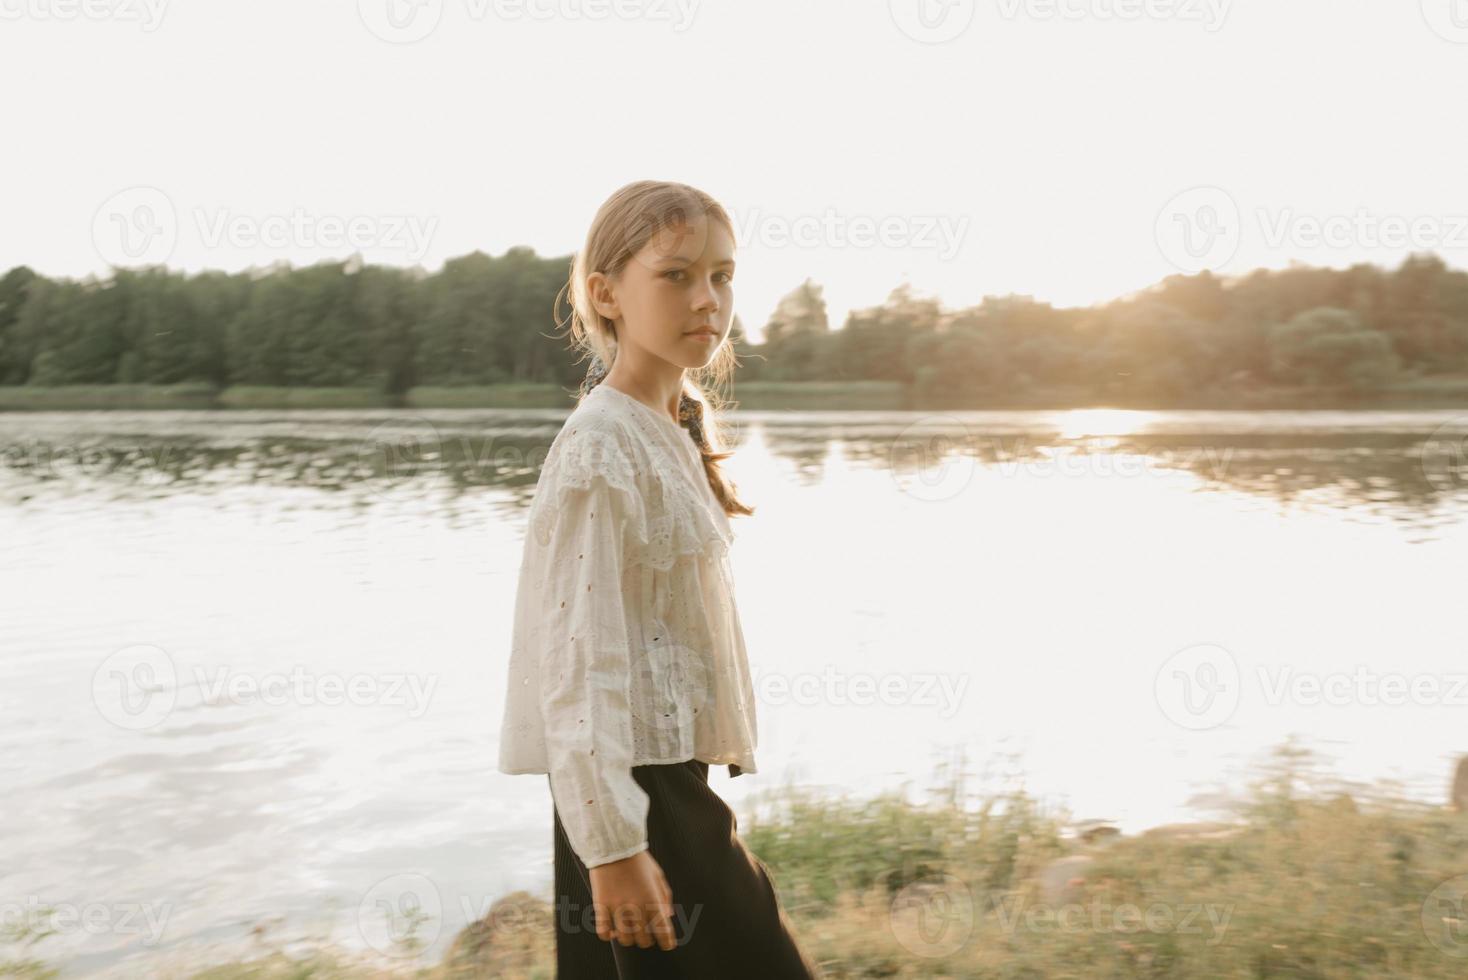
587, 271, 620, 323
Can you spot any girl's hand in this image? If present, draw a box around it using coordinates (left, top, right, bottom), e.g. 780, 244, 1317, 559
588, 849, 677, 951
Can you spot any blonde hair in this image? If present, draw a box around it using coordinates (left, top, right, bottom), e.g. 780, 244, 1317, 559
555, 180, 753, 518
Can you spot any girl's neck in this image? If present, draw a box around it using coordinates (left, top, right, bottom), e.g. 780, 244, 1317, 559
601, 368, 685, 426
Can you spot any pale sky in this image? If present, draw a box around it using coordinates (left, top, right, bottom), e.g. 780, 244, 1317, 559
3, 0, 1466, 340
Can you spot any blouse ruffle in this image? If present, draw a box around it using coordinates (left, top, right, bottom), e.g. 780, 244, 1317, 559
529, 422, 733, 573
499, 387, 759, 869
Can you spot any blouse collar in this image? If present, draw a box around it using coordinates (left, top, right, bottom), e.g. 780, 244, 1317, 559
585, 381, 734, 542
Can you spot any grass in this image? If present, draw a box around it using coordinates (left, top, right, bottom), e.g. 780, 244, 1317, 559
0, 383, 220, 411
4, 377, 1467, 412
8, 739, 1467, 979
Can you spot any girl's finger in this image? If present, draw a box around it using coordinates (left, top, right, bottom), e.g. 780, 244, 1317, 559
649, 903, 677, 951
613, 903, 643, 946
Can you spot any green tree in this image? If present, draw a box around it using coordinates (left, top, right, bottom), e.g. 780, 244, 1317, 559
1268, 307, 1401, 390
760, 279, 831, 380
0, 266, 40, 384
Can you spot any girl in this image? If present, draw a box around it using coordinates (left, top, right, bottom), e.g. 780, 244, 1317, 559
497, 181, 823, 978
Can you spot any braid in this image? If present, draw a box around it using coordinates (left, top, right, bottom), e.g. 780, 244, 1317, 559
577, 356, 609, 399
678, 391, 711, 457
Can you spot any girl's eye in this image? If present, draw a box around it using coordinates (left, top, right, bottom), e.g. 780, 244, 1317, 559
665, 270, 733, 284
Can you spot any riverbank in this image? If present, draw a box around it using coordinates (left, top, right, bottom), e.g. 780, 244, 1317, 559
3, 377, 1468, 412
11, 743, 1466, 979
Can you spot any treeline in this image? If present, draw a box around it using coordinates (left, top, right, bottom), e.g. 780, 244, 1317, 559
1, 250, 1465, 397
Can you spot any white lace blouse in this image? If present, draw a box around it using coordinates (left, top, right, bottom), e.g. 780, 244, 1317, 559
496, 381, 759, 868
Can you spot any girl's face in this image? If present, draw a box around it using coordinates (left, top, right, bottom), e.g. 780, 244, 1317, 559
592, 214, 736, 369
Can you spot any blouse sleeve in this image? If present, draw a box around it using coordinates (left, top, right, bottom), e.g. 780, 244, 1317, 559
532, 432, 651, 869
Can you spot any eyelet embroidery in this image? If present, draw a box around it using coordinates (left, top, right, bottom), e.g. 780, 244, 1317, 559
498, 383, 758, 867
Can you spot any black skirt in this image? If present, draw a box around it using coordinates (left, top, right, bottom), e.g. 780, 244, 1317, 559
550, 758, 823, 978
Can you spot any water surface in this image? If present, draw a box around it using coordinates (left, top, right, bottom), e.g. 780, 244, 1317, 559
2, 406, 1466, 975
